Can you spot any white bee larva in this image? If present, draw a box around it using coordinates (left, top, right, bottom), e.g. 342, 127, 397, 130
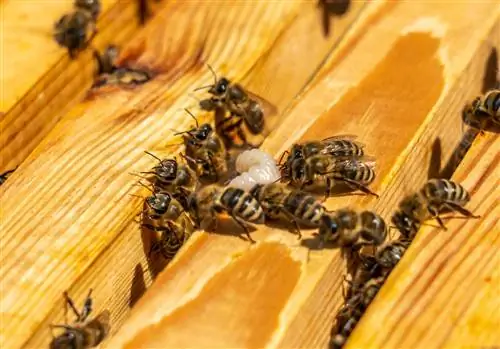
229, 149, 280, 191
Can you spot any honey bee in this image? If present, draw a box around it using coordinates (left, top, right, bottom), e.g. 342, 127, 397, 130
54, 10, 96, 58
141, 191, 195, 259
178, 110, 228, 182
391, 179, 479, 239
0, 168, 16, 186
330, 276, 385, 349
50, 289, 109, 349
374, 238, 410, 269
93, 45, 119, 75
187, 185, 264, 242
317, 209, 388, 250
289, 154, 378, 198
141, 151, 197, 208
463, 89, 500, 131
250, 183, 326, 238
196, 65, 278, 147
279, 135, 365, 180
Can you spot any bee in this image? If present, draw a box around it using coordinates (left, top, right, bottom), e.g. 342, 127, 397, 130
196, 65, 278, 148
54, 10, 96, 58
373, 238, 410, 270
92, 68, 151, 88
463, 89, 500, 131
178, 110, 228, 182
141, 191, 195, 259
279, 135, 365, 180
330, 276, 385, 349
93, 45, 119, 76
250, 183, 326, 238
188, 185, 264, 242
289, 155, 378, 198
0, 168, 16, 186
49, 289, 109, 349
392, 179, 479, 239
141, 151, 197, 208
317, 209, 388, 250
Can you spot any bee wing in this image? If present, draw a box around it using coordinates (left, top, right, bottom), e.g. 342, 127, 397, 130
245, 90, 279, 135
334, 155, 376, 169
321, 134, 359, 142
91, 310, 111, 334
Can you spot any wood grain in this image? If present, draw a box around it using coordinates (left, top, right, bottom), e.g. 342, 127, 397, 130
0, 1, 367, 348
0, 0, 163, 173
103, 2, 500, 349
346, 131, 500, 349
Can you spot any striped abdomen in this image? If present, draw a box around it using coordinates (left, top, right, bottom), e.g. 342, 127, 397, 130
422, 179, 470, 206
220, 187, 264, 222
339, 161, 375, 184
284, 191, 325, 226
481, 89, 500, 119
326, 140, 364, 157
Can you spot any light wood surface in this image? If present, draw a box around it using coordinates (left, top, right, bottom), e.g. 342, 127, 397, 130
0, 1, 368, 348
103, 2, 500, 348
0, 0, 163, 173
346, 131, 500, 349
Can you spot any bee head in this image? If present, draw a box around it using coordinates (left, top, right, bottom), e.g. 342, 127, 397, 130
50, 330, 77, 349
209, 78, 230, 96
155, 159, 177, 181
195, 123, 213, 141
146, 193, 171, 215
391, 211, 418, 239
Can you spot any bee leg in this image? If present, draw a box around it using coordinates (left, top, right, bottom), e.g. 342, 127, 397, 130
280, 208, 302, 239
80, 289, 93, 322
323, 177, 333, 201
63, 291, 81, 321
427, 205, 447, 230
444, 202, 481, 219
231, 214, 256, 243
335, 177, 379, 198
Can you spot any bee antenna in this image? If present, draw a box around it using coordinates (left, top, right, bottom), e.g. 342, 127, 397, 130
184, 108, 199, 128
129, 194, 146, 199
137, 181, 154, 194
144, 150, 162, 162
206, 63, 218, 85
193, 84, 214, 92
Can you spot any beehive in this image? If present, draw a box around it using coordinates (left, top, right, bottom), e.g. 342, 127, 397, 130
1, 1, 499, 348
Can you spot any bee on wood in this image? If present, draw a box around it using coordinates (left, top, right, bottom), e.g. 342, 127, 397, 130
392, 179, 479, 240
54, 9, 96, 58
195, 65, 278, 148
463, 89, 500, 131
0, 168, 16, 186
93, 45, 119, 75
279, 135, 365, 180
250, 183, 326, 238
317, 209, 388, 250
49, 289, 109, 349
178, 110, 228, 182
141, 151, 197, 208
373, 238, 410, 270
188, 185, 264, 242
141, 191, 195, 259
289, 155, 378, 198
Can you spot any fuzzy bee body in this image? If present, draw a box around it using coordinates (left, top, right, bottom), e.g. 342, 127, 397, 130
463, 89, 500, 130
280, 135, 365, 180
181, 120, 228, 183
318, 209, 387, 250
54, 10, 96, 58
392, 179, 477, 239
289, 155, 377, 198
50, 290, 109, 349
74, 0, 101, 20
374, 239, 410, 269
188, 185, 264, 242
197, 69, 277, 148
142, 192, 194, 259
250, 183, 325, 238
